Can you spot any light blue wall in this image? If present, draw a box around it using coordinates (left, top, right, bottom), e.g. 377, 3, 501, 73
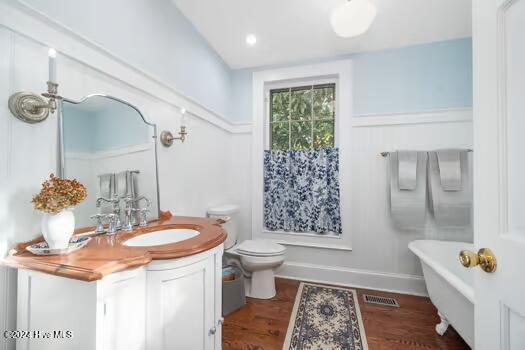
352, 38, 472, 116
92, 107, 151, 152
63, 100, 151, 153
24, 0, 472, 124
63, 108, 96, 152
230, 38, 473, 123
24, 0, 233, 117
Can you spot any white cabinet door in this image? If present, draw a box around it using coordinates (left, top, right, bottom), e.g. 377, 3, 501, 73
99, 270, 146, 350
147, 256, 216, 350
473, 0, 525, 348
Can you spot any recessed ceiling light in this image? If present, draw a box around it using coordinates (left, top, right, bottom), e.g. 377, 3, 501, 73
246, 34, 257, 46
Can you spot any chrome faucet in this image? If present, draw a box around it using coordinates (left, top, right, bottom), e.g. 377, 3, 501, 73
106, 213, 119, 234
122, 195, 151, 231
96, 196, 119, 208
90, 213, 106, 234
96, 196, 121, 231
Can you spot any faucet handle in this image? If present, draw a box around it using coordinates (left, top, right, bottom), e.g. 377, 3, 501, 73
90, 214, 106, 234
106, 213, 119, 234
138, 208, 150, 227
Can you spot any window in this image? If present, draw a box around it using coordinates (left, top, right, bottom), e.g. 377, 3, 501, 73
270, 83, 336, 150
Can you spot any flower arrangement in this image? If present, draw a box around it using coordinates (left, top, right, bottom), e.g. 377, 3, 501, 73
32, 174, 87, 214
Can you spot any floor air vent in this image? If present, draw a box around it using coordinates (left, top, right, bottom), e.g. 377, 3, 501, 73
363, 294, 399, 307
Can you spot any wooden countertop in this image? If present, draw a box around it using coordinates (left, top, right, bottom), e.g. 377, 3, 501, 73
2, 211, 227, 281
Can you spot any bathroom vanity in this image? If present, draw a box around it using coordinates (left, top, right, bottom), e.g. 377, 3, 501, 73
2, 93, 228, 350
5, 213, 227, 350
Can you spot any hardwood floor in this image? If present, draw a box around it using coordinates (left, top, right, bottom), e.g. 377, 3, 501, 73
222, 278, 470, 350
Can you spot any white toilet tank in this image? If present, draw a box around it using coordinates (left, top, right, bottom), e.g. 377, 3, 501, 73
207, 204, 239, 250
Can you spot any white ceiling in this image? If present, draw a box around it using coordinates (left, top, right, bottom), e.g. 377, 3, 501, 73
172, 0, 472, 69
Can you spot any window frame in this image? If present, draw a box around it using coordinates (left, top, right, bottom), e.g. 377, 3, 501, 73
265, 77, 339, 151
253, 60, 352, 251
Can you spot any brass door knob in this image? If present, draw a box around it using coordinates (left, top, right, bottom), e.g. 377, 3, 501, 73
459, 248, 497, 273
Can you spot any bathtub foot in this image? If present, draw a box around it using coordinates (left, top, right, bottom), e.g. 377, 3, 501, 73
435, 311, 450, 336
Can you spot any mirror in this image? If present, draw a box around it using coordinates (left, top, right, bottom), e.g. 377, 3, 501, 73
60, 95, 160, 230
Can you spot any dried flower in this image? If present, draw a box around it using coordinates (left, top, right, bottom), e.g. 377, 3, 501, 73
32, 174, 87, 214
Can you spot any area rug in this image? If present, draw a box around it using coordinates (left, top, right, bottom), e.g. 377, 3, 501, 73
283, 282, 368, 350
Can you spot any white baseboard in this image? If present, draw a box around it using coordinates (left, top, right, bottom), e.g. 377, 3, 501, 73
275, 261, 428, 297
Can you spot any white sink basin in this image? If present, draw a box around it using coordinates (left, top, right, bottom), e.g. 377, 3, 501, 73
123, 228, 199, 247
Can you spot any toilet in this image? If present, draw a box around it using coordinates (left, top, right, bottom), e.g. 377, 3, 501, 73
207, 204, 286, 299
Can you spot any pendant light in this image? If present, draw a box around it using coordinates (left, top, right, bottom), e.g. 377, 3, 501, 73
331, 0, 377, 38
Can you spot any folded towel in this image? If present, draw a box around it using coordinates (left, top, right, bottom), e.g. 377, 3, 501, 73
128, 170, 140, 199
98, 173, 115, 199
436, 149, 462, 191
428, 151, 472, 228
398, 151, 418, 190
389, 152, 428, 231
116, 171, 128, 197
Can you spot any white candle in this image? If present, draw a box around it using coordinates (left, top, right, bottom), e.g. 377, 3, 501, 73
48, 48, 57, 82
180, 107, 187, 127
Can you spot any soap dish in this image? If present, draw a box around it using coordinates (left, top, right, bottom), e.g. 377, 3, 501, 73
26, 236, 91, 256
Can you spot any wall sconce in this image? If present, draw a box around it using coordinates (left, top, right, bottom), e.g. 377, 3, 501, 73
8, 48, 60, 124
160, 107, 189, 147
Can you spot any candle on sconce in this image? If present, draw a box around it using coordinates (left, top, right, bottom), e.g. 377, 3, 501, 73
48, 48, 57, 82
180, 107, 187, 127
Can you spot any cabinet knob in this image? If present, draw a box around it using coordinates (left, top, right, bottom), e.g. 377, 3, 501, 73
209, 327, 216, 335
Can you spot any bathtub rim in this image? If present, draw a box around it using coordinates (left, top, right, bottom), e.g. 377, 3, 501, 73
409, 240, 475, 304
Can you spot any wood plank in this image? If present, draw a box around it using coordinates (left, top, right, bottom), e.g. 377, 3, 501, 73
223, 278, 470, 350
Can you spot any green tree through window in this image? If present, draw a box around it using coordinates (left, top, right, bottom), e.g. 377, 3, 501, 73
270, 84, 335, 150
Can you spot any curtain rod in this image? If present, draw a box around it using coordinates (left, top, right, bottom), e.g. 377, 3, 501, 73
380, 149, 473, 157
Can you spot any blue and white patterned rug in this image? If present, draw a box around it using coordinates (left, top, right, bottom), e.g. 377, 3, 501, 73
283, 283, 368, 350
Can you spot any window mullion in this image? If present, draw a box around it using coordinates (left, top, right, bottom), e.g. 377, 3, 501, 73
288, 88, 292, 150
310, 86, 314, 149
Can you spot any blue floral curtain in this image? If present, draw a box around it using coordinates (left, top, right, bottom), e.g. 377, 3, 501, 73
263, 148, 342, 234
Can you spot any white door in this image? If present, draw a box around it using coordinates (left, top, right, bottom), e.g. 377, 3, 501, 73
472, 0, 525, 349
146, 256, 216, 350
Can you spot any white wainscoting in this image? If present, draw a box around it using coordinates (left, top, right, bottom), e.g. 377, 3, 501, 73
238, 113, 473, 296
0, 4, 242, 348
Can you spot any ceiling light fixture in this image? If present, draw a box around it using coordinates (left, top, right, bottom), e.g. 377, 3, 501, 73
246, 34, 257, 46
331, 0, 377, 38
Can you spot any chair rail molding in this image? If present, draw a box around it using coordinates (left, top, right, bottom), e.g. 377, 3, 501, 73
0, 0, 251, 135
352, 107, 473, 127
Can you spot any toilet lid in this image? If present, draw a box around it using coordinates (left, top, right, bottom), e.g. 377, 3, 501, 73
235, 240, 286, 256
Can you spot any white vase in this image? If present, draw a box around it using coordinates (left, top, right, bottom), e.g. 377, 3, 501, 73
41, 209, 75, 249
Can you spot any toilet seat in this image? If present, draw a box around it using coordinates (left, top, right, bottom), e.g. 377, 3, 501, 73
234, 240, 286, 257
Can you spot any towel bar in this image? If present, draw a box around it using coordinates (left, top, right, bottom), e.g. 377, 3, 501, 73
380, 149, 473, 157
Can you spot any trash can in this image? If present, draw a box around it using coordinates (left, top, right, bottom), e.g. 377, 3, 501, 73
222, 265, 246, 316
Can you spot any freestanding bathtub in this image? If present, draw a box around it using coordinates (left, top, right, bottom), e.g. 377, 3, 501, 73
409, 240, 474, 348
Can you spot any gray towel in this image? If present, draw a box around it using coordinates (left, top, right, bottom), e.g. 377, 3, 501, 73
428, 151, 472, 228
398, 151, 418, 190
436, 149, 462, 191
389, 152, 428, 231
99, 173, 115, 199
116, 171, 128, 197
